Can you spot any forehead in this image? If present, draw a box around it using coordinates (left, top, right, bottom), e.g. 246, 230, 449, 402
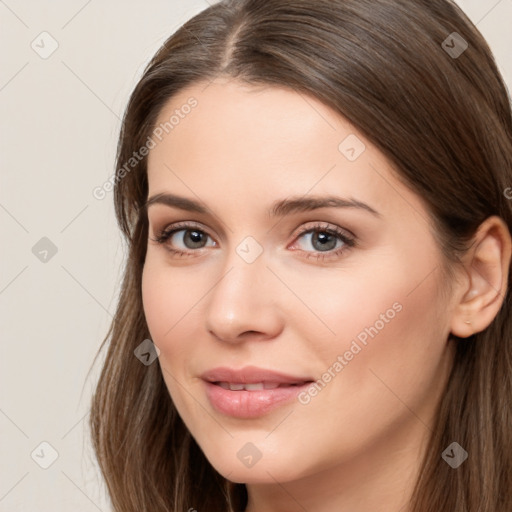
146, 78, 429, 225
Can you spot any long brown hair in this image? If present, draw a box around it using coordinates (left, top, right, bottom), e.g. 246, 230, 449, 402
90, 1, 512, 510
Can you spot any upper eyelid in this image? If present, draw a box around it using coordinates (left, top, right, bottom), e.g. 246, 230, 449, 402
297, 222, 354, 238
153, 220, 209, 235
152, 220, 350, 235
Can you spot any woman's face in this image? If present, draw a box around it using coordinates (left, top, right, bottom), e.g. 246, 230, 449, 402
142, 78, 458, 486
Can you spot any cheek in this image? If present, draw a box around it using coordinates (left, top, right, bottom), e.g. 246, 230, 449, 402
279, 270, 450, 475
142, 255, 200, 342
141, 258, 191, 375
142, 262, 172, 342
141, 255, 212, 383
297, 241, 450, 404
324, 238, 449, 364
308, 262, 450, 427
141, 258, 203, 418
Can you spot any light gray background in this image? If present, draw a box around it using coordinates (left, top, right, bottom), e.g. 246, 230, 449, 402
1, 1, 511, 510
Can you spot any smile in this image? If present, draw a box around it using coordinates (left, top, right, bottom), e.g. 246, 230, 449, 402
215, 382, 304, 391
201, 366, 313, 418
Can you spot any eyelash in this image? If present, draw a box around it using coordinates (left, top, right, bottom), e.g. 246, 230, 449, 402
150, 221, 356, 261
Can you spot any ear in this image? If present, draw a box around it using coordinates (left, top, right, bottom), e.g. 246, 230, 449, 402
450, 216, 511, 338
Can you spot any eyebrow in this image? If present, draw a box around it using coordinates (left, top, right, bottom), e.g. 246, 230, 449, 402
145, 193, 381, 218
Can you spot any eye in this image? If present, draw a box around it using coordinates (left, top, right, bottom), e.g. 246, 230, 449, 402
290, 222, 355, 261
150, 221, 356, 261
150, 222, 216, 257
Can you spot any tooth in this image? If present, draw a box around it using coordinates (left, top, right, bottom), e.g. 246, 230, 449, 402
217, 382, 294, 391
245, 383, 264, 391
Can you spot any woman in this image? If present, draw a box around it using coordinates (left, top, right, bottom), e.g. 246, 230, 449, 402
90, 1, 512, 510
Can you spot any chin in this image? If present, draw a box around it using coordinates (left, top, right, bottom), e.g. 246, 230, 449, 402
200, 442, 307, 484
219, 464, 292, 485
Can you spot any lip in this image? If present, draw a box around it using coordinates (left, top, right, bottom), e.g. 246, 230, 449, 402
201, 366, 314, 418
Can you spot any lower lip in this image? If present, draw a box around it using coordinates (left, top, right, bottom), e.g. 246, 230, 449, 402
204, 381, 310, 418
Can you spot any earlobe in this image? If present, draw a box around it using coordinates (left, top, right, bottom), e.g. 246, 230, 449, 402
450, 216, 511, 338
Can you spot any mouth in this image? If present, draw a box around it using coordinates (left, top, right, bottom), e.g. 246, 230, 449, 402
213, 381, 307, 391
201, 366, 314, 418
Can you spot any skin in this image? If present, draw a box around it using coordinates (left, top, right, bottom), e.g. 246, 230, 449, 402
142, 78, 511, 512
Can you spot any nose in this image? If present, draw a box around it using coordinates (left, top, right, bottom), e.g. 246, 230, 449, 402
204, 250, 284, 344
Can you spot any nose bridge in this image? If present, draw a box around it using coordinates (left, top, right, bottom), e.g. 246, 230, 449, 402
204, 239, 282, 342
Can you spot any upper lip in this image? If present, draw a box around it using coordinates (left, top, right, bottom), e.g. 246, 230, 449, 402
201, 366, 313, 385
